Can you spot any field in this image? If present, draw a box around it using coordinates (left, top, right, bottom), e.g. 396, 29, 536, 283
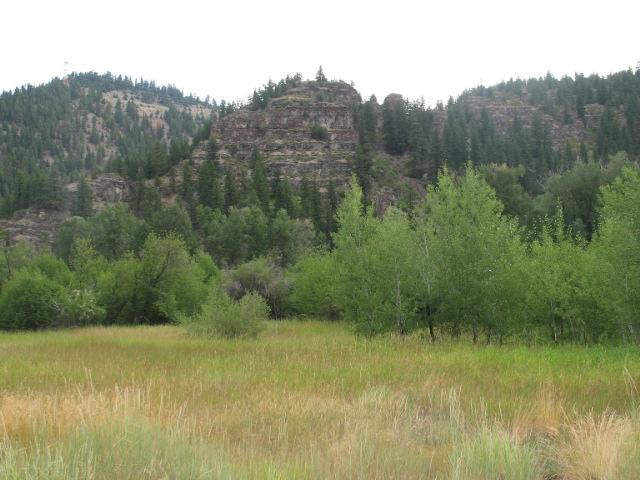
1, 321, 639, 479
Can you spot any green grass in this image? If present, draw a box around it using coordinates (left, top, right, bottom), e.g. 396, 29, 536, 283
1, 321, 639, 478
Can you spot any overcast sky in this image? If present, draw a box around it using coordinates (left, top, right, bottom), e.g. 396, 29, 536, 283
3, 0, 638, 107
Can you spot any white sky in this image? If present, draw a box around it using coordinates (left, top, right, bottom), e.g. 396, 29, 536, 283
2, 0, 638, 107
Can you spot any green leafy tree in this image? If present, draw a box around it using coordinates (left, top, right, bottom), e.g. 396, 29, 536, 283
368, 207, 419, 335
288, 251, 339, 319
98, 232, 208, 325
149, 202, 195, 249
331, 175, 383, 335
55, 216, 91, 263
593, 168, 640, 343
524, 212, 579, 343
69, 237, 108, 289
88, 202, 145, 260
0, 269, 66, 330
479, 164, 533, 228
227, 257, 291, 318
269, 209, 314, 267
417, 166, 524, 343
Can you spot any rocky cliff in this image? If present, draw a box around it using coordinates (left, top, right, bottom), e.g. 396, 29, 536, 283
459, 92, 604, 149
0, 173, 132, 248
213, 81, 361, 187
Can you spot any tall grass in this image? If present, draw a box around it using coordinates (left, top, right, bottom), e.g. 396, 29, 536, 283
1, 321, 639, 478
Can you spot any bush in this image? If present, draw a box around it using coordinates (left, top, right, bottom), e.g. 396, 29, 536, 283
226, 257, 292, 318
310, 124, 329, 141
0, 269, 66, 330
185, 291, 269, 339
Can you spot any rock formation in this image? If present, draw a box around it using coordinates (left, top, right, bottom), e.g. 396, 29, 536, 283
213, 81, 361, 188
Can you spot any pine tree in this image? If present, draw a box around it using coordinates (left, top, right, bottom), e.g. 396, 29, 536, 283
315, 66, 327, 82
197, 156, 222, 210
71, 176, 93, 217
223, 171, 238, 214
249, 149, 270, 213
272, 169, 296, 217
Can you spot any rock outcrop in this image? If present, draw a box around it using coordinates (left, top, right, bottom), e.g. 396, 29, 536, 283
0, 209, 68, 248
0, 173, 133, 248
67, 173, 132, 211
213, 81, 361, 188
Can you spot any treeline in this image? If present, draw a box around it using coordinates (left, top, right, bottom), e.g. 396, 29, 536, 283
69, 72, 208, 107
2, 156, 640, 345
292, 163, 640, 345
352, 67, 640, 198
0, 73, 213, 218
250, 73, 303, 110
349, 68, 640, 240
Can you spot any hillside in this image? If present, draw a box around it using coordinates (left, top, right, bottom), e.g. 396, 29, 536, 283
1, 67, 640, 247
0, 72, 214, 215
2, 68, 640, 350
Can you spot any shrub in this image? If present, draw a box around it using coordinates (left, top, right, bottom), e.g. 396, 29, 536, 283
310, 123, 329, 141
185, 291, 269, 339
226, 257, 292, 318
0, 269, 66, 330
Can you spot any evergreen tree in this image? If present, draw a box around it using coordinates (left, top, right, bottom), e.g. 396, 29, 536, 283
181, 164, 197, 219
197, 155, 222, 210
271, 169, 296, 217
45, 170, 67, 211
223, 171, 238, 214
315, 66, 327, 82
381, 95, 409, 155
249, 149, 270, 213
71, 176, 93, 217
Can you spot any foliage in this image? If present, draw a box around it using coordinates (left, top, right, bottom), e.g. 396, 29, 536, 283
331, 175, 386, 335
0, 269, 66, 330
184, 291, 268, 338
593, 167, 640, 343
288, 251, 339, 319
0, 72, 213, 217
250, 73, 302, 110
310, 123, 329, 141
416, 166, 524, 342
197, 205, 313, 268
56, 202, 146, 262
71, 176, 93, 217
97, 232, 209, 325
226, 257, 291, 318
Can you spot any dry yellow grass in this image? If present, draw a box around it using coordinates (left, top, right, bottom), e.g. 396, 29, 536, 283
0, 322, 639, 479
544, 411, 635, 480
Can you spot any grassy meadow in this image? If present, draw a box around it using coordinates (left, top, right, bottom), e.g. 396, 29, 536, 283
1, 320, 639, 479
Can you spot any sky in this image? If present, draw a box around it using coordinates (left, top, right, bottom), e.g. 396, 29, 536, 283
2, 0, 638, 107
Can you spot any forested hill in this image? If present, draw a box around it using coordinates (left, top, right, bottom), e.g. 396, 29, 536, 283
364, 66, 640, 237
1, 66, 640, 245
0, 72, 215, 218
2, 67, 640, 343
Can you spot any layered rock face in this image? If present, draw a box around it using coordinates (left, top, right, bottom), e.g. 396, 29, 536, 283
0, 173, 133, 247
460, 93, 606, 150
213, 81, 361, 187
67, 173, 131, 209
